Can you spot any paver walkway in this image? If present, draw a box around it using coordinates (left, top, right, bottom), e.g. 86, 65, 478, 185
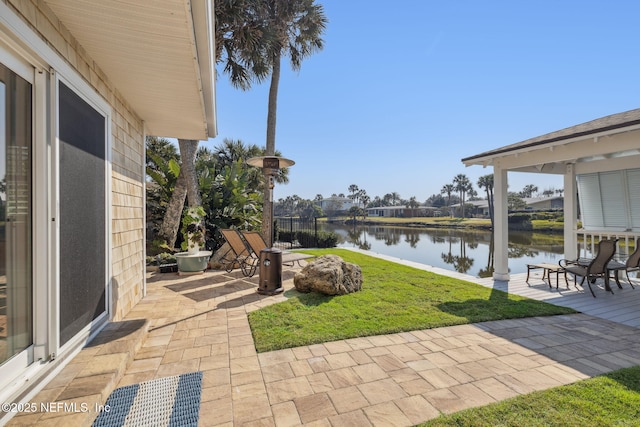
6, 255, 640, 426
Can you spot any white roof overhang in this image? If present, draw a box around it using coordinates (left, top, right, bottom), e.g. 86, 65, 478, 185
44, 0, 217, 140
462, 109, 640, 175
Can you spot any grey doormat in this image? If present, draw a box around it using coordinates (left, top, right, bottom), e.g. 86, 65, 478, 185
92, 371, 203, 427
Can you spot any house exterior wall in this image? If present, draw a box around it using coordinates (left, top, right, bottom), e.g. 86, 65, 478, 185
528, 200, 552, 210
525, 198, 564, 211
8, 0, 146, 320
318, 197, 358, 214
366, 207, 437, 218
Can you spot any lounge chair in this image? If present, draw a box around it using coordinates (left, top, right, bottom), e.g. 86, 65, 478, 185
241, 231, 313, 267
606, 237, 640, 288
561, 239, 617, 297
218, 229, 258, 277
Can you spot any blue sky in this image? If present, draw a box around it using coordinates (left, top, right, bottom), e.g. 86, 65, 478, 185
203, 0, 640, 203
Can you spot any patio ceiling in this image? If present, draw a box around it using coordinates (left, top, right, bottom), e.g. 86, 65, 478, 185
44, 0, 216, 140
462, 108, 640, 175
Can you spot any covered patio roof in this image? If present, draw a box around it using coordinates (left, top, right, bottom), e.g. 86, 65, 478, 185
461, 107, 640, 281
44, 0, 217, 140
462, 108, 640, 175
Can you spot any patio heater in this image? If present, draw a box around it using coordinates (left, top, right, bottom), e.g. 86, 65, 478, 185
246, 156, 295, 295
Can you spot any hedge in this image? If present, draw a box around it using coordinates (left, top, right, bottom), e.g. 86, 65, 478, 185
277, 230, 338, 248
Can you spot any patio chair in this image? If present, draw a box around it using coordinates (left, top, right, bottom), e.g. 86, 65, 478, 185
242, 231, 269, 253
241, 231, 313, 267
606, 237, 640, 289
561, 239, 617, 297
218, 229, 258, 277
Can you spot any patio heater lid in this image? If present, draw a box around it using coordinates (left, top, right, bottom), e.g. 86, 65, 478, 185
246, 156, 295, 169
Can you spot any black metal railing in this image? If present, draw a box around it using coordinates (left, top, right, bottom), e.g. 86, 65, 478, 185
275, 217, 318, 249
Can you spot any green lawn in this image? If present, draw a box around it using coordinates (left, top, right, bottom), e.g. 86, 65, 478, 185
420, 366, 640, 426
248, 249, 575, 353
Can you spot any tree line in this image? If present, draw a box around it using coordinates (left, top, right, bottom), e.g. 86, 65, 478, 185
274, 174, 564, 227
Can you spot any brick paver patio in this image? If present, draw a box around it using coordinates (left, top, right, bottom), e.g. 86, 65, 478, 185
6, 255, 640, 426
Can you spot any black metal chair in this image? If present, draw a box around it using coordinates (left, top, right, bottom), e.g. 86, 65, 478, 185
561, 239, 617, 297
606, 237, 640, 288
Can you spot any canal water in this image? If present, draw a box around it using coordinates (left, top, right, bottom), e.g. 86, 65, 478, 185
320, 224, 565, 278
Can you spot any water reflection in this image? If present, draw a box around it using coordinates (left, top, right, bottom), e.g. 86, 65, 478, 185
322, 224, 564, 278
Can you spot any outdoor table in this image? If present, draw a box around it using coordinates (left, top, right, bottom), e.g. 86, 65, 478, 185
526, 263, 567, 289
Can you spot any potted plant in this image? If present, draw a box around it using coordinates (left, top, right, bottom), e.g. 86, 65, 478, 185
181, 206, 206, 254
175, 206, 212, 273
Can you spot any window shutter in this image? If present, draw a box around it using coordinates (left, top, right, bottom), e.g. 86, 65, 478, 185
599, 171, 626, 229
628, 168, 640, 230
577, 173, 603, 230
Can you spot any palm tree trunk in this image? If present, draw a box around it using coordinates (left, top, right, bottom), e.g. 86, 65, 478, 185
178, 139, 201, 207
158, 172, 187, 250
157, 139, 200, 250
262, 52, 281, 246
266, 52, 280, 155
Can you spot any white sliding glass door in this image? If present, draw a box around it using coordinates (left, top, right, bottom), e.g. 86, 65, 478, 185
0, 59, 33, 387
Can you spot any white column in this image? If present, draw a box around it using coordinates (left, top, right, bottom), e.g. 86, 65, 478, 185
493, 165, 510, 281
563, 164, 577, 260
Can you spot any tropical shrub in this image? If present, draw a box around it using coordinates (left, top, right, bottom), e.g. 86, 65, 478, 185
146, 252, 177, 265
199, 160, 262, 233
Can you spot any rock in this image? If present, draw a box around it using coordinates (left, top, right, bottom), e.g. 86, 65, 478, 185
294, 255, 363, 295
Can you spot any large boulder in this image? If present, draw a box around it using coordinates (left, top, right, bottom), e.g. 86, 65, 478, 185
294, 255, 363, 295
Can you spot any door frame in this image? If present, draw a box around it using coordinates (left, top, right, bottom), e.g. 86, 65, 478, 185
53, 73, 112, 356
0, 39, 47, 396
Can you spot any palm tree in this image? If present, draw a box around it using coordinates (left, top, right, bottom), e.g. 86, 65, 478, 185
215, 0, 272, 89
214, 138, 259, 190
406, 196, 420, 217
214, 138, 252, 165
542, 187, 555, 198
453, 174, 472, 218
146, 136, 179, 172
259, 0, 327, 245
195, 146, 217, 173
520, 184, 539, 198
360, 194, 370, 220
213, 137, 290, 197
348, 184, 360, 205
441, 184, 455, 218
477, 174, 494, 228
